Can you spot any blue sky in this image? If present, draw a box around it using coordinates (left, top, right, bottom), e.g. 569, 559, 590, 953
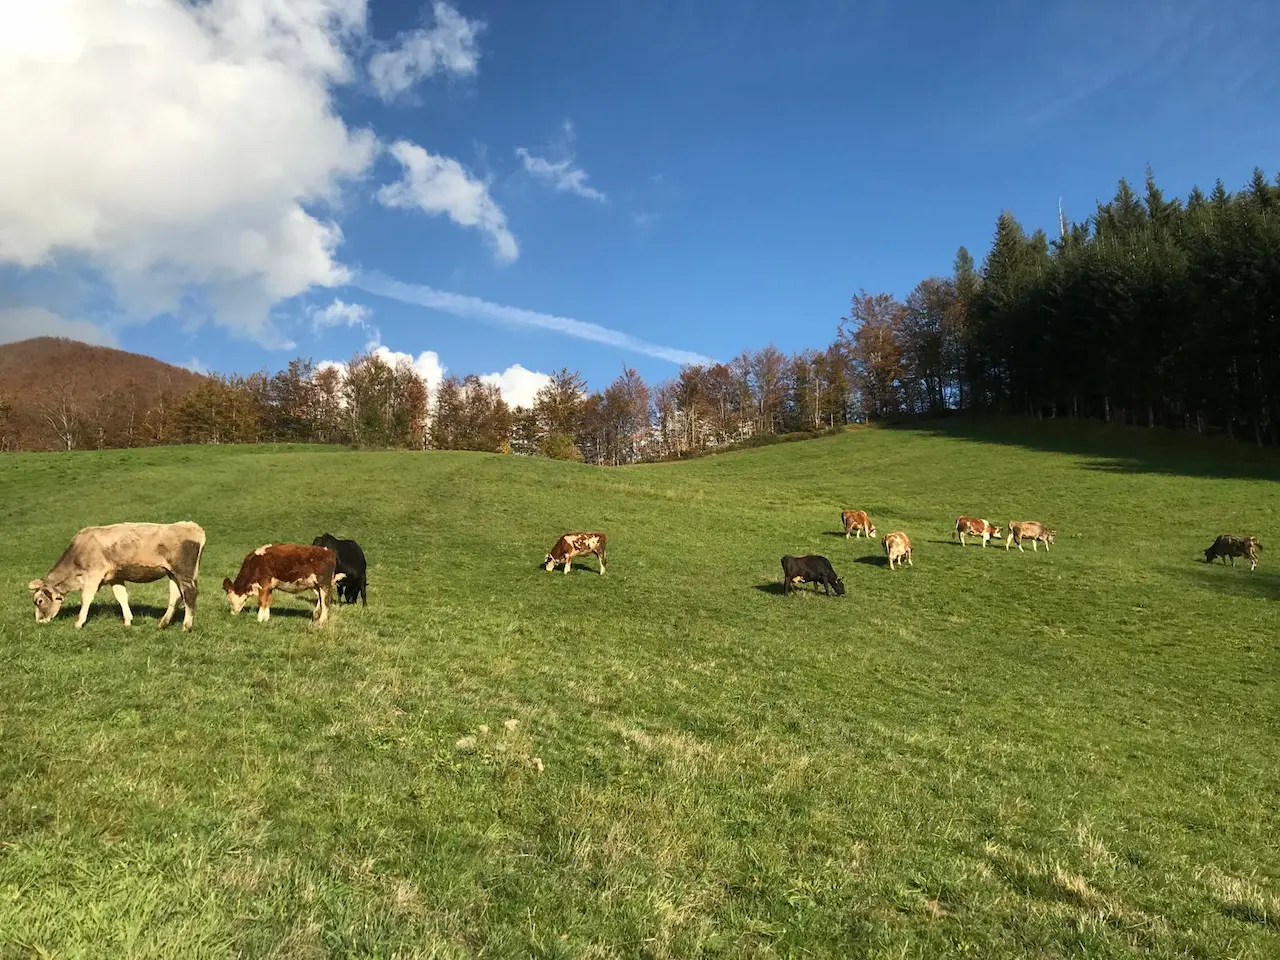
2, 0, 1278, 405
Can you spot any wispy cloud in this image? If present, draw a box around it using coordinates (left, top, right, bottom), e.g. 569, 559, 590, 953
515, 120, 606, 203
378, 140, 518, 263
350, 270, 714, 367
307, 297, 381, 349
368, 1, 483, 102
182, 357, 208, 375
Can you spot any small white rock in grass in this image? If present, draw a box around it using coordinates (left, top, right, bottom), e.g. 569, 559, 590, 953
455, 735, 477, 750
503, 718, 519, 731
531, 757, 545, 773
478, 724, 489, 735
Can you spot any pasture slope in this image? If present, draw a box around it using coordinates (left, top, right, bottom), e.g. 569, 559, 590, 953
1, 421, 1278, 959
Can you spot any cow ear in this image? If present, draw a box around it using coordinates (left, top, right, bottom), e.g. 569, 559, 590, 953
27, 579, 43, 591
221, 577, 233, 592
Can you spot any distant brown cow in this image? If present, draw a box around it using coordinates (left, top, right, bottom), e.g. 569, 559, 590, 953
841, 509, 876, 539
27, 520, 206, 630
1203, 534, 1261, 570
544, 532, 607, 575
954, 515, 1001, 547
1006, 521, 1055, 552
882, 531, 913, 570
222, 543, 341, 624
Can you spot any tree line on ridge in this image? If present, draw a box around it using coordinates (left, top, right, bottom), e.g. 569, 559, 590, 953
4, 166, 1279, 456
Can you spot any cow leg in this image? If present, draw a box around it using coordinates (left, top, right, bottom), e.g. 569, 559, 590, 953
111, 584, 134, 627
597, 549, 606, 575
564, 556, 572, 575
1032, 540, 1038, 552
75, 575, 103, 629
907, 551, 914, 566
179, 579, 198, 631
158, 577, 181, 628
315, 583, 330, 624
359, 577, 367, 606
257, 586, 272, 623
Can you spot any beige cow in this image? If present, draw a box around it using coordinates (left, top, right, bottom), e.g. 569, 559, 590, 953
882, 531, 913, 570
1006, 521, 1055, 552
28, 521, 206, 630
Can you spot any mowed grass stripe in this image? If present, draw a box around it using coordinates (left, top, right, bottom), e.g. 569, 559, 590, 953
0, 423, 1277, 958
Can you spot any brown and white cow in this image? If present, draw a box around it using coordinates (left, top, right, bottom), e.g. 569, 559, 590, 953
222, 543, 341, 624
27, 520, 206, 630
543, 532, 607, 575
1006, 521, 1055, 552
841, 509, 876, 539
954, 515, 1001, 547
882, 531, 913, 570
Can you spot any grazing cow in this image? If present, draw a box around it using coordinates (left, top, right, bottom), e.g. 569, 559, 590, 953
27, 521, 206, 631
882, 531, 913, 570
544, 532, 607, 575
1006, 521, 1055, 552
841, 509, 876, 539
954, 516, 1001, 547
781, 555, 845, 596
312, 533, 367, 605
1203, 534, 1261, 571
222, 544, 341, 624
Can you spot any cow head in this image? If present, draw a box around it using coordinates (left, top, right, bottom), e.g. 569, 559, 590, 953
867, 524, 877, 538
27, 579, 64, 623
989, 524, 1002, 539
832, 577, 846, 597
1045, 531, 1056, 546
222, 577, 250, 614
543, 553, 557, 571
1204, 545, 1217, 563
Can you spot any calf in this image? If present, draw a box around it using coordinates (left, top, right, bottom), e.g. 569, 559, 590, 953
312, 533, 367, 605
841, 509, 876, 539
222, 544, 341, 624
882, 531, 913, 570
781, 555, 845, 596
1006, 521, 1055, 552
28, 520, 205, 630
1203, 534, 1261, 571
544, 532, 607, 575
955, 516, 1001, 547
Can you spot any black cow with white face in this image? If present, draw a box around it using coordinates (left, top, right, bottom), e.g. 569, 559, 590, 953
781, 555, 845, 596
312, 533, 368, 604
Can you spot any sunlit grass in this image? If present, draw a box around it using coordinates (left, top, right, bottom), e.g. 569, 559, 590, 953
1, 424, 1277, 957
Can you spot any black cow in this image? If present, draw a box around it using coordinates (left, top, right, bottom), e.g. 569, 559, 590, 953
781, 554, 845, 596
312, 533, 368, 604
1203, 534, 1261, 571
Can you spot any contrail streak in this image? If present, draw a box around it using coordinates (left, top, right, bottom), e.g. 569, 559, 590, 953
349, 269, 715, 367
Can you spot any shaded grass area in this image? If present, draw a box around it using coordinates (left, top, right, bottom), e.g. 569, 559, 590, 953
0, 430, 1278, 958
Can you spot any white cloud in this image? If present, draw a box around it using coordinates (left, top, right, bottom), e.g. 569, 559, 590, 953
0, 0, 379, 347
0, 306, 118, 347
377, 141, 519, 263
515, 120, 606, 203
368, 1, 482, 101
352, 270, 716, 367
0, 0, 512, 347
182, 357, 208, 375
309, 298, 371, 330
480, 363, 550, 409
316, 346, 445, 396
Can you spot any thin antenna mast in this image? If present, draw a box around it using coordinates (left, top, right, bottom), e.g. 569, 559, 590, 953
1058, 197, 1067, 239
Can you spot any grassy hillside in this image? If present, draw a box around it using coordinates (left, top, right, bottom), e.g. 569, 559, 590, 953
1, 423, 1277, 958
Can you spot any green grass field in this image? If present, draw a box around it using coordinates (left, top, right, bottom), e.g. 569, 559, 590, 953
1, 421, 1278, 958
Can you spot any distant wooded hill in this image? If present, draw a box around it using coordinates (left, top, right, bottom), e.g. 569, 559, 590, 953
0, 337, 205, 451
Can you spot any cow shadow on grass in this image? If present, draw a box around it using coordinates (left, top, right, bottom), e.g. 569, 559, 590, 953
853, 555, 888, 567
754, 582, 788, 596
531, 562, 604, 575
1166, 563, 1280, 600
81, 600, 319, 622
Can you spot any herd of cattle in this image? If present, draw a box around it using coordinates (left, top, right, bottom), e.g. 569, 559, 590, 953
22, 511, 1265, 628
